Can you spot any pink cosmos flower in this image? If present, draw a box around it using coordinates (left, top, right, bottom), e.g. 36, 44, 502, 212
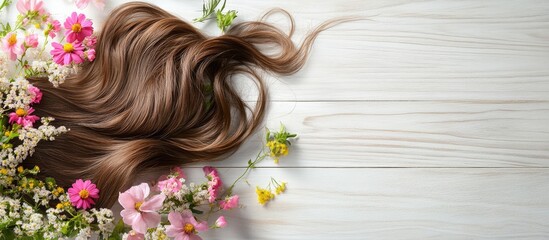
215, 216, 227, 228
67, 179, 100, 210
219, 195, 239, 210
203, 166, 222, 203
23, 34, 38, 49
157, 177, 182, 195
2, 32, 23, 61
16, 0, 45, 15
86, 48, 95, 62
64, 12, 93, 43
75, 0, 105, 10
166, 210, 208, 240
119, 183, 166, 234
50, 41, 85, 65
8, 107, 40, 128
27, 85, 42, 104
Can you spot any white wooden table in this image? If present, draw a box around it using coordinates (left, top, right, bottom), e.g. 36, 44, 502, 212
36, 0, 549, 239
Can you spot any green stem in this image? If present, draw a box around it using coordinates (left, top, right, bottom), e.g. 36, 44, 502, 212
223, 149, 268, 196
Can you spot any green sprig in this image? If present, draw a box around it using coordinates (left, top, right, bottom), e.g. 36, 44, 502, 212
194, 0, 238, 33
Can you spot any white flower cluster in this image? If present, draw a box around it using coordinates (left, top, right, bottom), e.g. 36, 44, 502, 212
0, 54, 8, 78
91, 208, 116, 236
0, 77, 33, 110
0, 117, 68, 169
161, 181, 210, 213
31, 60, 80, 87
145, 225, 168, 240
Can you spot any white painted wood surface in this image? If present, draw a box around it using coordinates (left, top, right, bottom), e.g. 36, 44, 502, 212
12, 0, 549, 239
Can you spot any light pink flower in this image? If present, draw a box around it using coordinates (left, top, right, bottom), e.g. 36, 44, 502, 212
126, 230, 145, 240
8, 107, 39, 128
27, 85, 42, 104
173, 166, 186, 179
219, 195, 239, 210
157, 177, 182, 194
215, 216, 227, 228
64, 12, 93, 43
46, 19, 61, 38
86, 48, 95, 61
83, 35, 96, 48
50, 41, 85, 65
166, 210, 208, 240
2, 32, 23, 61
67, 179, 100, 210
16, 0, 45, 15
23, 34, 38, 49
203, 166, 222, 203
119, 183, 166, 234
75, 0, 105, 10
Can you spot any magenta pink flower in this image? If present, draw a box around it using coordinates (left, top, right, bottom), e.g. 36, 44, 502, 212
27, 85, 42, 104
67, 179, 100, 210
8, 107, 39, 128
157, 177, 182, 195
203, 166, 222, 203
16, 0, 45, 15
23, 34, 38, 49
64, 12, 93, 43
219, 195, 239, 210
2, 32, 23, 61
166, 210, 208, 240
75, 0, 105, 10
119, 183, 166, 234
50, 41, 85, 65
215, 216, 227, 228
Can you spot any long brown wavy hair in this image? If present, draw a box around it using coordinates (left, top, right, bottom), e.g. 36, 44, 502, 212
25, 2, 342, 207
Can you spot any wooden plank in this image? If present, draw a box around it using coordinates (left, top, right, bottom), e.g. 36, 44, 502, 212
175, 168, 549, 240
37, 0, 549, 101
187, 101, 549, 168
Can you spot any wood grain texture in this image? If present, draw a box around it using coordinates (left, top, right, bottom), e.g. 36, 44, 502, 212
39, 0, 549, 101
13, 0, 549, 239
181, 168, 549, 240
188, 101, 549, 168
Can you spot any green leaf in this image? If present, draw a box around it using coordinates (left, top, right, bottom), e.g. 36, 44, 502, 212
193, 0, 222, 23
107, 219, 125, 240
216, 9, 237, 33
190, 208, 204, 215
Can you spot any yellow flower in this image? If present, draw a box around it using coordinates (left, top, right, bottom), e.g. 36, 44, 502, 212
256, 186, 274, 205
56, 203, 64, 209
17, 166, 24, 173
0, 168, 7, 175
275, 182, 287, 195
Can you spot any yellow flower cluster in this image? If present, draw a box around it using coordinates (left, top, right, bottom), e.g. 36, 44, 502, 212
266, 141, 289, 164
256, 179, 287, 205
265, 124, 296, 164
275, 182, 286, 195
256, 187, 275, 205
52, 186, 65, 197
56, 201, 71, 210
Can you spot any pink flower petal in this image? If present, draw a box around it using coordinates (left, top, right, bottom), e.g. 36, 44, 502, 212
140, 194, 165, 212
118, 192, 137, 210
141, 212, 161, 229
